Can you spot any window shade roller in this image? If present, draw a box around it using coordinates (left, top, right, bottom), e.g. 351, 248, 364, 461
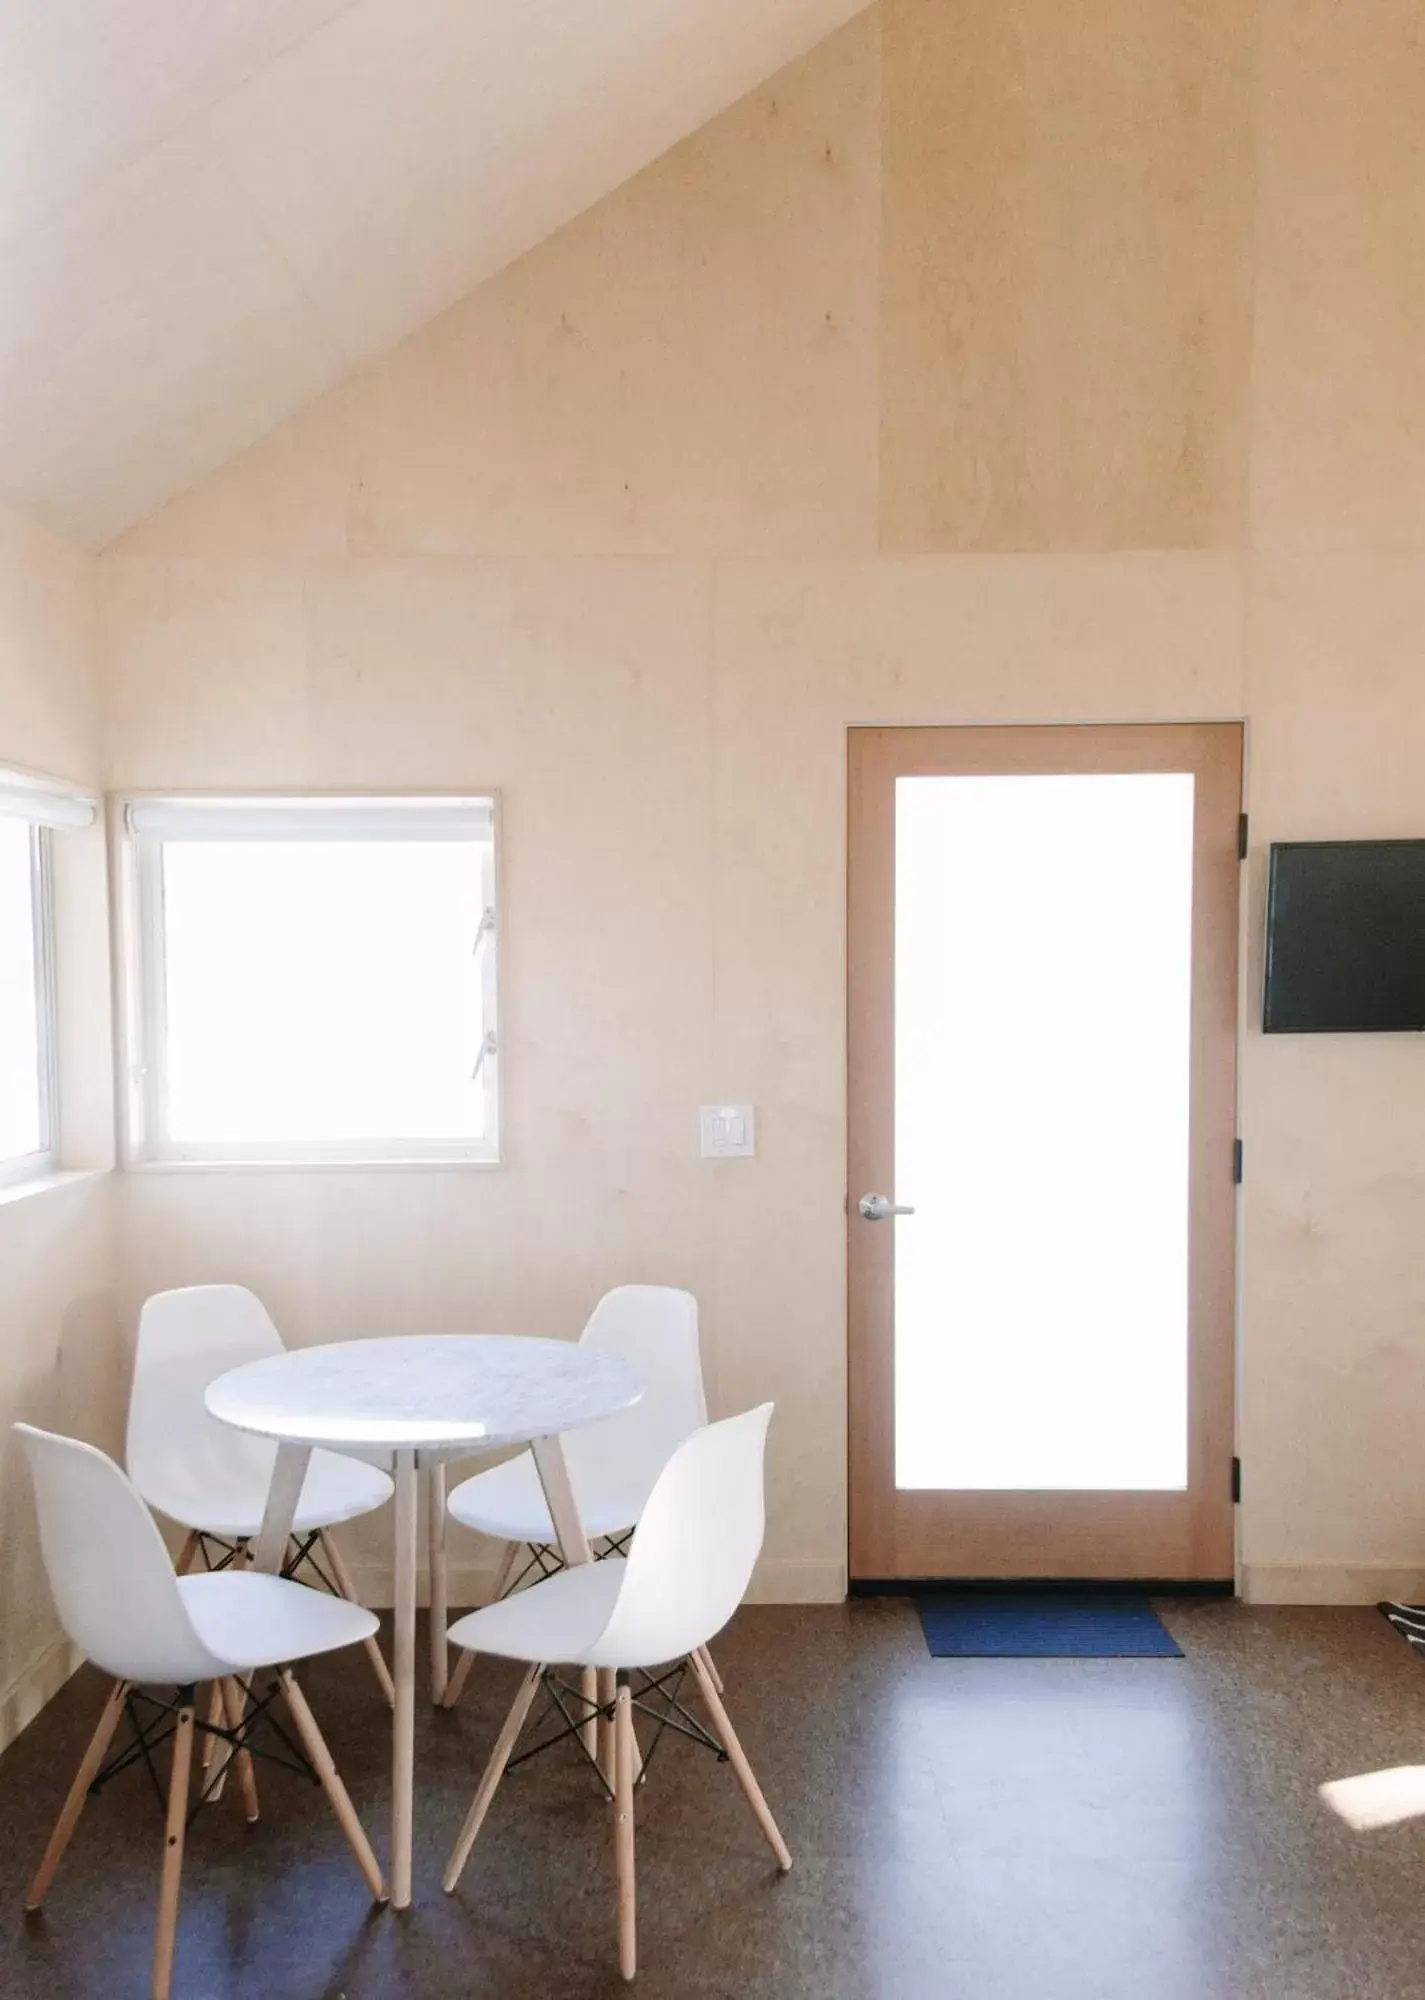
0, 774, 97, 830
125, 797, 494, 841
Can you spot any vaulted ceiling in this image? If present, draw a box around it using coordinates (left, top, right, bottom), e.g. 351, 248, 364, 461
0, 0, 865, 547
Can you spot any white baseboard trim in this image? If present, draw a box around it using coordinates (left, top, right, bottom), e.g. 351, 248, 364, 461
1242, 1562, 1425, 1606
346, 1555, 847, 1611
0, 1633, 82, 1754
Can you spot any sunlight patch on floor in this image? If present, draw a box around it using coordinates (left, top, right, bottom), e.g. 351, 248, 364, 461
1320, 1766, 1425, 1831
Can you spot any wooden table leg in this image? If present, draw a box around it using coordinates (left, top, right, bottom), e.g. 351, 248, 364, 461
251, 1444, 311, 1575
531, 1436, 603, 1769
392, 1450, 418, 1911
530, 1437, 591, 1566
428, 1460, 448, 1705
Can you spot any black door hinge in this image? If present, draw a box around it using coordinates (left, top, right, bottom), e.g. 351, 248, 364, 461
1231, 1456, 1241, 1503
1238, 812, 1249, 861
1232, 1138, 1243, 1184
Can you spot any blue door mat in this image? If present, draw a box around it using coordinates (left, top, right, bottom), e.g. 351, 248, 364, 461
915, 1590, 1183, 1658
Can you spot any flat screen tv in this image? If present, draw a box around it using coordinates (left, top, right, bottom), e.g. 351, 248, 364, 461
1264, 840, 1425, 1033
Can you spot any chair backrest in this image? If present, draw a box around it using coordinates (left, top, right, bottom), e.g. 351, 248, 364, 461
589, 1403, 773, 1669
127, 1284, 283, 1522
566, 1286, 707, 1509
15, 1424, 227, 1685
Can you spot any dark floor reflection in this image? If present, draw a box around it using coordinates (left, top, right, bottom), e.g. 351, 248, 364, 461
3, 1598, 1425, 1997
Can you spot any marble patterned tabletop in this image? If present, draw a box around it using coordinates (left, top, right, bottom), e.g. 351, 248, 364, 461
204, 1333, 643, 1454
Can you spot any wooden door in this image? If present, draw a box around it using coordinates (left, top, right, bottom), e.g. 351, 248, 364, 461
847, 724, 1241, 1581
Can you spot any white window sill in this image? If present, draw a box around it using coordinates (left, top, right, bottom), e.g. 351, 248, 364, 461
0, 1166, 110, 1210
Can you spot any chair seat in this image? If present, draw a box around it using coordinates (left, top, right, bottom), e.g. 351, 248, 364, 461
147, 1448, 393, 1541
446, 1452, 643, 1546
177, 1571, 379, 1674
448, 1557, 627, 1667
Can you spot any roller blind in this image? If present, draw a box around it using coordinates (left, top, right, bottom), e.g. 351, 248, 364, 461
125, 796, 494, 841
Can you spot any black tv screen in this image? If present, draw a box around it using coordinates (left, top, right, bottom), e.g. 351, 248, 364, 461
1264, 841, 1425, 1033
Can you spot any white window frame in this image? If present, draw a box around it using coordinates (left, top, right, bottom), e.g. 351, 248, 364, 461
119, 793, 500, 1168
0, 766, 96, 1189
0, 824, 59, 1188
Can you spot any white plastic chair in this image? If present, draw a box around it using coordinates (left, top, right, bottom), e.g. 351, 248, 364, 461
127, 1284, 395, 1706
441, 1403, 789, 1982
440, 1285, 706, 1709
16, 1423, 386, 2000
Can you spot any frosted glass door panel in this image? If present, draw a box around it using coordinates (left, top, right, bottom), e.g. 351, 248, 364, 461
893, 773, 1194, 1492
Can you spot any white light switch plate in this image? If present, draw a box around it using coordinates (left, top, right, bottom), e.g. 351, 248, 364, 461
700, 1104, 756, 1159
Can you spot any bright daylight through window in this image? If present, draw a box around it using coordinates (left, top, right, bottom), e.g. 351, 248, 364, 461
126, 797, 498, 1164
0, 813, 52, 1183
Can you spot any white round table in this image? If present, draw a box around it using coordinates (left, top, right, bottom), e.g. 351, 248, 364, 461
206, 1334, 642, 1910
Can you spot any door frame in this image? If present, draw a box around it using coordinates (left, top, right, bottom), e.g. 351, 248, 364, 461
846, 721, 1244, 1583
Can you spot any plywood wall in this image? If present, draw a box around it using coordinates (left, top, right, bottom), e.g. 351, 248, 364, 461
880, 0, 1254, 553
97, 2, 1425, 1604
0, 505, 117, 1745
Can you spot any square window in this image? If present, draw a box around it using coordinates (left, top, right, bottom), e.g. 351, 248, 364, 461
124, 797, 499, 1164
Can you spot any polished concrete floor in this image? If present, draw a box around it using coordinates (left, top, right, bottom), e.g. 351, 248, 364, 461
4, 1597, 1425, 1998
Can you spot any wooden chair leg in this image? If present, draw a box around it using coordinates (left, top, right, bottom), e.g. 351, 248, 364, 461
597, 1666, 616, 1784
428, 1462, 449, 1705
688, 1651, 791, 1872
218, 1678, 260, 1823
442, 1661, 543, 1894
489, 1539, 520, 1601
439, 1533, 524, 1711
441, 1642, 475, 1711
581, 1665, 600, 1763
173, 1531, 199, 1576
695, 1644, 724, 1695
614, 1676, 637, 1981
199, 1681, 226, 1797
152, 1690, 195, 2000
320, 1531, 396, 1708
598, 1670, 643, 1785
278, 1670, 386, 1903
26, 1678, 130, 1911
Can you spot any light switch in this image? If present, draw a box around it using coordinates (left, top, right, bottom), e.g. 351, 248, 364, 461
700, 1104, 756, 1159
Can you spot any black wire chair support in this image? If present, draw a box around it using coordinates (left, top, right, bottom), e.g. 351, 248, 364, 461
502, 1542, 567, 1597
193, 1532, 243, 1575
88, 1678, 319, 1825
496, 1529, 634, 1603
499, 1657, 725, 1798
280, 1531, 339, 1595
192, 1528, 339, 1597
505, 1673, 615, 1798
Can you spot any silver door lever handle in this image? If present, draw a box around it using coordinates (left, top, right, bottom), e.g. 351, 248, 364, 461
858, 1193, 916, 1221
